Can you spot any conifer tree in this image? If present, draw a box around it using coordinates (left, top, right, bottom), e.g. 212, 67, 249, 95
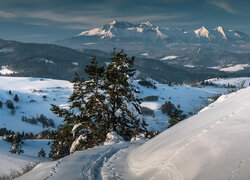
14, 94, 19, 102
168, 109, 187, 128
102, 50, 147, 140
38, 148, 46, 157
9, 132, 24, 154
50, 50, 147, 159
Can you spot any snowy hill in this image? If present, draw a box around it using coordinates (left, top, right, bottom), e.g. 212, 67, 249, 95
0, 76, 72, 133
123, 86, 250, 179
0, 76, 229, 134
0, 139, 51, 178
13, 81, 250, 180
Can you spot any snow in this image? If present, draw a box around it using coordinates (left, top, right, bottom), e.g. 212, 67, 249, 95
72, 62, 79, 66
184, 65, 196, 68
141, 52, 149, 57
16, 142, 139, 180
220, 64, 249, 72
0, 76, 72, 133
6, 77, 250, 180
0, 66, 17, 75
214, 26, 227, 40
77, 20, 168, 40
14, 84, 250, 180
137, 81, 227, 131
104, 132, 124, 145
0, 139, 51, 177
194, 26, 210, 39
121, 86, 250, 180
160, 55, 178, 61
209, 64, 250, 72
206, 77, 250, 88
0, 76, 227, 133
33, 58, 54, 64
0, 48, 14, 53
70, 134, 87, 153
3, 76, 250, 179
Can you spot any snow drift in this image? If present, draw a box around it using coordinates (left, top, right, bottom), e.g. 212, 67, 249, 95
121, 86, 250, 180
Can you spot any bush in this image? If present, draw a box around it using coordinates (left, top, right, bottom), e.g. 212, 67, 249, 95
0, 128, 14, 136
0, 101, 2, 108
38, 148, 46, 157
22, 116, 38, 125
14, 94, 19, 102
161, 101, 176, 115
21, 114, 55, 128
10, 109, 15, 115
0, 163, 38, 180
141, 107, 154, 116
36, 130, 52, 139
143, 95, 159, 101
6, 100, 14, 109
168, 109, 187, 128
138, 79, 156, 88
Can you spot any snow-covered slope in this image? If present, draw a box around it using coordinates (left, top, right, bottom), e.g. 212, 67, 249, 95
121, 86, 250, 180
0, 139, 51, 178
0, 76, 228, 133
206, 77, 250, 88
15, 84, 250, 180
0, 76, 72, 133
136, 81, 227, 131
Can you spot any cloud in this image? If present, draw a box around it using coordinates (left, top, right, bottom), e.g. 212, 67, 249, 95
208, 0, 238, 14
0, 10, 16, 18
18, 34, 46, 38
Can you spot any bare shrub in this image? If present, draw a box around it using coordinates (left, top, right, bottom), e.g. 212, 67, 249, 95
0, 163, 38, 180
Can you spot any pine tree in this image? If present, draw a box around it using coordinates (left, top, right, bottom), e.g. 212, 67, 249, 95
102, 50, 147, 140
50, 50, 147, 159
9, 132, 24, 154
14, 94, 19, 102
168, 109, 187, 128
38, 148, 46, 157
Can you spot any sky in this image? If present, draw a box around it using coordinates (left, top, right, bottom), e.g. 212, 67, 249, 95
0, 0, 249, 43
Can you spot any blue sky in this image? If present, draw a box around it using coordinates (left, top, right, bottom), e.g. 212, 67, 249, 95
0, 0, 249, 43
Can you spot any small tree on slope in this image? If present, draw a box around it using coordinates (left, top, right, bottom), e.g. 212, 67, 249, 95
50, 50, 147, 160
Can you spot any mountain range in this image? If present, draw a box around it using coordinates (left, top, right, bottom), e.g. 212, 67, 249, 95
56, 20, 250, 55
1, 21, 250, 83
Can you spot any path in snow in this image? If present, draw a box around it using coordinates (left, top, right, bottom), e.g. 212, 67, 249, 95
16, 142, 142, 180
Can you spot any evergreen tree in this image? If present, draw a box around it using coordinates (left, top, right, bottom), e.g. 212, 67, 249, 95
102, 50, 147, 140
38, 148, 46, 157
168, 109, 187, 128
14, 94, 19, 102
9, 132, 24, 154
50, 50, 147, 159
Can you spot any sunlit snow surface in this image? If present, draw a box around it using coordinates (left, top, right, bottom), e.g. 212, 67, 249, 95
0, 76, 72, 133
0, 66, 17, 75
14, 80, 250, 180
2, 77, 250, 180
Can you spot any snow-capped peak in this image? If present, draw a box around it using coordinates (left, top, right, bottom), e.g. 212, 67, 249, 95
140, 21, 153, 27
194, 26, 210, 39
214, 26, 227, 40
71, 21, 249, 44
77, 20, 168, 40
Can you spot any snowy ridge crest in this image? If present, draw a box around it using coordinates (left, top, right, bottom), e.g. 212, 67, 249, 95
74, 20, 249, 43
